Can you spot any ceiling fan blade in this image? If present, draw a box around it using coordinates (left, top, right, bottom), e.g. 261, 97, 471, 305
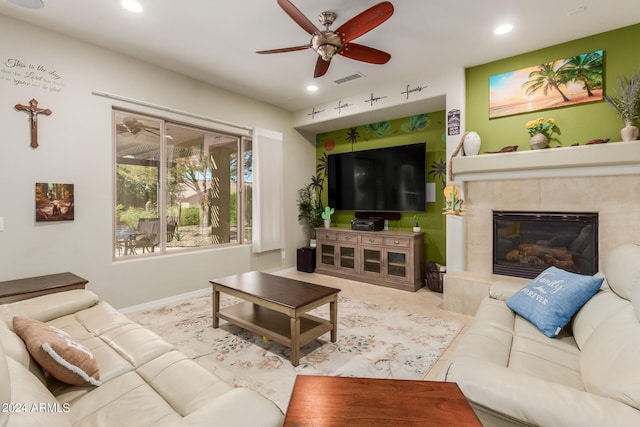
314, 57, 331, 78
338, 43, 391, 64
277, 0, 321, 35
256, 45, 310, 54
336, 1, 394, 43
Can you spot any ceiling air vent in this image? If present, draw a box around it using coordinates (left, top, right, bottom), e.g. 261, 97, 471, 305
334, 72, 364, 84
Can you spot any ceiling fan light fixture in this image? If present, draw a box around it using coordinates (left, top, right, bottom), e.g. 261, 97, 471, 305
311, 31, 342, 61
316, 44, 338, 61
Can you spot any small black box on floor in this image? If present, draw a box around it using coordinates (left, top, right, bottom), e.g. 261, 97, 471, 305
296, 247, 316, 273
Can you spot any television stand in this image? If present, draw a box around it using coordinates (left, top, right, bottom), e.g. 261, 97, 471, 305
314, 227, 424, 291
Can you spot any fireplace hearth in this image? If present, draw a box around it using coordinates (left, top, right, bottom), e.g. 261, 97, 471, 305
493, 211, 598, 279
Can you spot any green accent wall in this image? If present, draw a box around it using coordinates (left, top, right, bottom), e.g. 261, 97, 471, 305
315, 112, 447, 265
310, 23, 640, 269
466, 23, 640, 152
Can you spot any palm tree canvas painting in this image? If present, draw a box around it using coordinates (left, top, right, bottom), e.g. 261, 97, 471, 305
489, 50, 603, 118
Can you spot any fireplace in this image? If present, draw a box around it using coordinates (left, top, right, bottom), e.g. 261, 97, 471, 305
493, 211, 598, 279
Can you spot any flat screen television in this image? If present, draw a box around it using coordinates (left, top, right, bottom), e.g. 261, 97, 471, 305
327, 142, 426, 212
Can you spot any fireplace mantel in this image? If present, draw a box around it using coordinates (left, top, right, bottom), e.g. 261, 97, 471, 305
452, 140, 640, 181
444, 139, 640, 316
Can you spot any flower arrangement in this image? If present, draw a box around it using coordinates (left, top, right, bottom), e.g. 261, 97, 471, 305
525, 117, 560, 138
604, 71, 640, 123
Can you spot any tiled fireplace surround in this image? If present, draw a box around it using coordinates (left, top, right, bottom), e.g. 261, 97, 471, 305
443, 140, 640, 316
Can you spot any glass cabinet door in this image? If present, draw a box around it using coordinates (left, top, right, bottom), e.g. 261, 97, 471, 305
362, 248, 382, 274
386, 250, 408, 279
339, 246, 356, 271
320, 243, 336, 267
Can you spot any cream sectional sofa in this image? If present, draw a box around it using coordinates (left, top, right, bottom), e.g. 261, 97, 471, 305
0, 289, 284, 427
441, 243, 640, 427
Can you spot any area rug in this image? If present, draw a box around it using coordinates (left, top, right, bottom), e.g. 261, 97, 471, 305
127, 293, 463, 411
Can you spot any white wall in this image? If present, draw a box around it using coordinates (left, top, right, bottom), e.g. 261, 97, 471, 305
0, 15, 315, 308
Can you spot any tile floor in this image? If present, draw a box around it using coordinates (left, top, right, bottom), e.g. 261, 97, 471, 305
280, 270, 475, 380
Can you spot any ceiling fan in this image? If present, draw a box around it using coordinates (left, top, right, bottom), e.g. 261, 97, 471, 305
116, 116, 161, 137
257, 0, 394, 78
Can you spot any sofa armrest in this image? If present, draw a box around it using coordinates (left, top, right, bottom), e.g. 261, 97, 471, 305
489, 280, 526, 301
445, 357, 640, 427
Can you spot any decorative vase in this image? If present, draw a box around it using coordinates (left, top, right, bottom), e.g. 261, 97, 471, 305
529, 132, 549, 149
413, 226, 421, 233
324, 219, 331, 229
462, 131, 481, 156
621, 120, 639, 141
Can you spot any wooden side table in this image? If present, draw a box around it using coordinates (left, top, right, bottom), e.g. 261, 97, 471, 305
0, 272, 88, 304
284, 375, 482, 427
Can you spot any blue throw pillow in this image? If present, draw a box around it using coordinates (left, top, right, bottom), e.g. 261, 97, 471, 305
505, 266, 604, 338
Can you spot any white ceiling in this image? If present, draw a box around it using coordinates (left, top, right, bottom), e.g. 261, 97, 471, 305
2, 0, 639, 114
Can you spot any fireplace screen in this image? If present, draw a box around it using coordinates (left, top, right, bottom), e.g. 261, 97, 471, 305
493, 211, 598, 279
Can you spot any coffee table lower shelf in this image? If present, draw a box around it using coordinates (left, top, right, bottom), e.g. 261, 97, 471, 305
217, 302, 333, 350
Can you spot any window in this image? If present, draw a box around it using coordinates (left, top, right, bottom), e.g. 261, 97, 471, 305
114, 110, 252, 258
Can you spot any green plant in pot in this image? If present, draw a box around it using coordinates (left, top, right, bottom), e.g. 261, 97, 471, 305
412, 215, 421, 232
297, 183, 323, 246
604, 71, 640, 141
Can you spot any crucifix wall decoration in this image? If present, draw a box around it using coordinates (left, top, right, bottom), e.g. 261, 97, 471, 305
15, 98, 52, 149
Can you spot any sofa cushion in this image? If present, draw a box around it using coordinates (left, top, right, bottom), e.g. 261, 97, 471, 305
0, 341, 10, 427
13, 316, 101, 387
4, 356, 72, 427
572, 284, 630, 350
581, 305, 640, 410
508, 316, 583, 390
602, 243, 640, 301
64, 371, 183, 427
506, 266, 603, 338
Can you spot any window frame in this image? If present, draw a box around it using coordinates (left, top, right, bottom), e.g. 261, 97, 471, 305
112, 108, 252, 260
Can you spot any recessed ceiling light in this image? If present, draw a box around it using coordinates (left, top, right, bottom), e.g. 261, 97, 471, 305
8, 0, 44, 9
306, 85, 319, 92
121, 0, 143, 13
494, 24, 514, 35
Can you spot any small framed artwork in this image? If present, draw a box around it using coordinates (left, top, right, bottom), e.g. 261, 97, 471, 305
35, 183, 74, 222
489, 50, 604, 119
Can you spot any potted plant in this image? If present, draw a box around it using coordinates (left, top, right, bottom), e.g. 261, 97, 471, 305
412, 215, 421, 233
525, 117, 560, 149
604, 71, 640, 141
297, 183, 323, 246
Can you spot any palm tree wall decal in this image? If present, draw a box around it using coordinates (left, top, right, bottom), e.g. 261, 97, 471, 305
345, 127, 360, 151
429, 158, 446, 189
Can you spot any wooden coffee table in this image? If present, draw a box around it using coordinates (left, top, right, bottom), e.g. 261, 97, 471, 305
284, 376, 482, 426
209, 271, 340, 366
